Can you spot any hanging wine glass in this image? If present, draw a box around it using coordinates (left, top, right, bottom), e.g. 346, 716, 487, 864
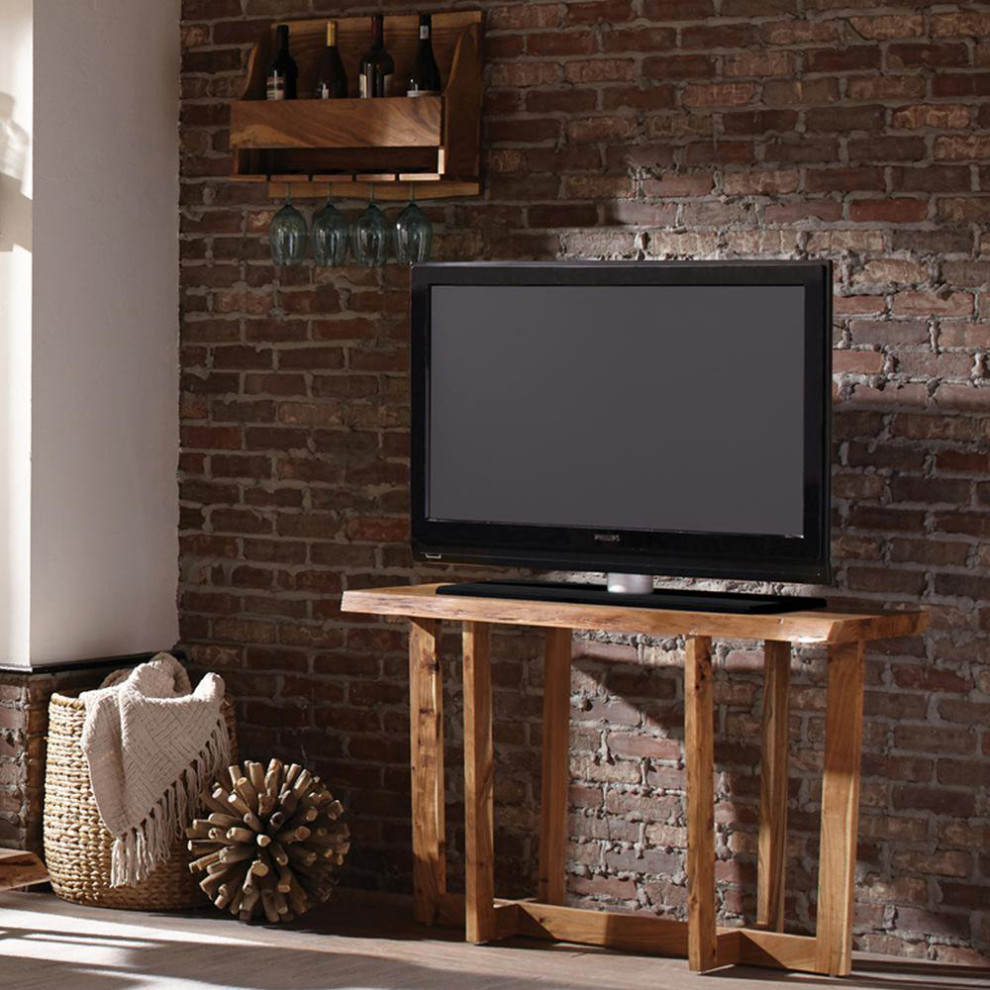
352, 186, 389, 267
394, 185, 433, 265
269, 184, 307, 266
311, 186, 349, 266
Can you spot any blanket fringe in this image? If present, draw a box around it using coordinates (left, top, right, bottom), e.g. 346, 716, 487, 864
109, 714, 231, 888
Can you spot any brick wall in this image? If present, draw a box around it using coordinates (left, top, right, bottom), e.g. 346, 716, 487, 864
178, 0, 989, 963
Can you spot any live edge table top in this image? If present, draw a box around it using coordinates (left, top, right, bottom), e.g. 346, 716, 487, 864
341, 583, 928, 645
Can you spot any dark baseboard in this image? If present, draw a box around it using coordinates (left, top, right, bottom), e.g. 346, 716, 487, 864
0, 649, 186, 676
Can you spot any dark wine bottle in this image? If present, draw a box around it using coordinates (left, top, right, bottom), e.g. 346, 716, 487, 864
266, 24, 298, 100
315, 20, 348, 99
406, 14, 442, 96
359, 14, 394, 98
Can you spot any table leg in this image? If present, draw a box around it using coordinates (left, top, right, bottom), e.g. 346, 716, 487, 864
757, 640, 791, 931
685, 634, 717, 972
538, 627, 572, 905
463, 620, 495, 942
409, 618, 445, 925
814, 640, 866, 977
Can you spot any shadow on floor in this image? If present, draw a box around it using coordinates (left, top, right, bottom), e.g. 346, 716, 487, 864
0, 921, 581, 990
709, 955, 990, 990
2, 891, 987, 990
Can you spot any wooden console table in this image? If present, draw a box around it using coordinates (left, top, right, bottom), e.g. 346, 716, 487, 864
341, 583, 927, 977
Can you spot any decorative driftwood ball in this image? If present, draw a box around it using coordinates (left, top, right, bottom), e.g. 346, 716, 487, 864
186, 759, 349, 923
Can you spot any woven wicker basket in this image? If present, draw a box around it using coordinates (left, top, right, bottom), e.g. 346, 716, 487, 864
44, 689, 237, 910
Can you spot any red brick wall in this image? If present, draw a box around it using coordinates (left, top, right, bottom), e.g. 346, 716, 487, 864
179, 1, 989, 963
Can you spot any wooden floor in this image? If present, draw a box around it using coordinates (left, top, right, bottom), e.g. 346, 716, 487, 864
0, 889, 986, 990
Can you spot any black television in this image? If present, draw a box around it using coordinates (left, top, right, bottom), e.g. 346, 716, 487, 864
410, 261, 832, 613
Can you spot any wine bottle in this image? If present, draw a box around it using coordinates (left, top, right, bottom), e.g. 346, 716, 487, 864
406, 14, 442, 96
315, 20, 348, 99
266, 24, 298, 100
359, 14, 394, 98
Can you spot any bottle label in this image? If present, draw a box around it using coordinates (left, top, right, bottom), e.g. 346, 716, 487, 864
361, 70, 392, 98
419, 25, 429, 40
267, 72, 284, 100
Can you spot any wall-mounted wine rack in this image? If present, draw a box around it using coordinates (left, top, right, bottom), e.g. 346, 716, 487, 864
229, 12, 482, 200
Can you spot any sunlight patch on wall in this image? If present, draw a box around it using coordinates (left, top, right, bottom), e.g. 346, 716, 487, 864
0, 0, 33, 665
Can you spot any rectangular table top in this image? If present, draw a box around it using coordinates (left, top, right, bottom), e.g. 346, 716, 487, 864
341, 583, 928, 645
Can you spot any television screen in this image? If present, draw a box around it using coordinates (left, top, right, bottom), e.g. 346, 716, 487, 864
411, 262, 831, 585
429, 284, 805, 537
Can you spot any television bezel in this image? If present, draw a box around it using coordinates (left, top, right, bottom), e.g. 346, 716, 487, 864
410, 260, 832, 585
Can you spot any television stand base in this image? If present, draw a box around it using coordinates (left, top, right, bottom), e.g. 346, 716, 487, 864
606, 572, 653, 595
436, 579, 826, 615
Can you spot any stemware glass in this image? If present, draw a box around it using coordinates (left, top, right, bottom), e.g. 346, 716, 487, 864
352, 187, 389, 267
394, 185, 433, 265
269, 184, 307, 266
311, 187, 349, 266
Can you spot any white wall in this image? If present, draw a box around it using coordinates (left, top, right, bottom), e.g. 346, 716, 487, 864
0, 0, 34, 665
1, 0, 181, 666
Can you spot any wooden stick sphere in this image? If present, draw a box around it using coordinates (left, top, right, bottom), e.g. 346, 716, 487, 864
186, 759, 350, 923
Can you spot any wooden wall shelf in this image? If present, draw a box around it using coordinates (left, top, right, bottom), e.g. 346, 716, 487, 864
229, 12, 482, 200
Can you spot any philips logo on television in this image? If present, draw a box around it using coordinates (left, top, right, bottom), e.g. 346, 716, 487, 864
593, 533, 621, 543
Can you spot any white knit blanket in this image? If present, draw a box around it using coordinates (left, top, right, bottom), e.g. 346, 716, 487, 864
80, 654, 230, 888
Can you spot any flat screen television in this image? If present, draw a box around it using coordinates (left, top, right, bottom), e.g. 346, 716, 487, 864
410, 261, 832, 612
